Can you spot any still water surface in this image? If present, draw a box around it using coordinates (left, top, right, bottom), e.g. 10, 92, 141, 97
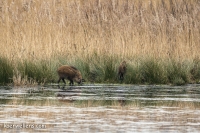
0, 84, 200, 132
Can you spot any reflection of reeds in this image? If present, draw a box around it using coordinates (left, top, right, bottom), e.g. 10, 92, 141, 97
4, 97, 200, 109
0, 0, 200, 85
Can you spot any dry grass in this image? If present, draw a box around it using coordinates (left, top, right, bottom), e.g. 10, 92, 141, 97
12, 70, 38, 86
0, 0, 199, 61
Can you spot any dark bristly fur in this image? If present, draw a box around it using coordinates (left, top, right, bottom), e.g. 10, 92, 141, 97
118, 61, 127, 82
57, 65, 82, 86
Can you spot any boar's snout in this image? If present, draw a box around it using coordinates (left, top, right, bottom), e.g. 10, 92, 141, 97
75, 77, 82, 85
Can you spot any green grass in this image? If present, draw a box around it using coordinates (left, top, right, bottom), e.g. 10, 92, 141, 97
0, 57, 13, 84
73, 55, 118, 83
167, 59, 191, 85
102, 56, 118, 83
123, 64, 141, 84
0, 55, 200, 86
190, 58, 200, 82
138, 58, 168, 84
15, 59, 58, 85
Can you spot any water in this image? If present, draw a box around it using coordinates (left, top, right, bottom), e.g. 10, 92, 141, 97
0, 84, 200, 132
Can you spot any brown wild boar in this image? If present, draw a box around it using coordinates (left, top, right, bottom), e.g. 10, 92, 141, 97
57, 65, 83, 86
118, 61, 127, 81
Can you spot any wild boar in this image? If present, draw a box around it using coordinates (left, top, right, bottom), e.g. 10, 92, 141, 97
57, 65, 82, 86
118, 61, 127, 81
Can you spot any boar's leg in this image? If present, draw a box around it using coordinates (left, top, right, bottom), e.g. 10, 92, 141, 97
62, 78, 66, 84
58, 77, 61, 84
69, 79, 74, 86
58, 77, 66, 84
119, 73, 124, 81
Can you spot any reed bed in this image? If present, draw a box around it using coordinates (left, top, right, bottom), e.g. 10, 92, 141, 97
0, 0, 200, 85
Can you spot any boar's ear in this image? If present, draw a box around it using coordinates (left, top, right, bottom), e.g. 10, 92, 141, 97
82, 79, 86, 82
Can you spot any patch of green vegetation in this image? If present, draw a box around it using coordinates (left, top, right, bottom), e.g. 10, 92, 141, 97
102, 56, 118, 83
74, 55, 118, 83
0, 57, 13, 84
17, 59, 56, 84
190, 58, 200, 82
1, 55, 200, 85
139, 58, 168, 84
124, 63, 142, 84
74, 59, 91, 82
167, 60, 190, 85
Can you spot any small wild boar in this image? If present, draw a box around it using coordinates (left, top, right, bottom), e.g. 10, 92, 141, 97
118, 61, 127, 81
57, 65, 83, 86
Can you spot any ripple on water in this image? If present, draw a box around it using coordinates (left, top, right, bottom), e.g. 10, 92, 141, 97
0, 84, 200, 132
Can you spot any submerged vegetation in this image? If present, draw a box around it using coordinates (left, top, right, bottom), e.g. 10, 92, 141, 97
0, 0, 200, 85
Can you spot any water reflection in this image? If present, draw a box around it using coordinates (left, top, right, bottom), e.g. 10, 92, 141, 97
0, 84, 200, 132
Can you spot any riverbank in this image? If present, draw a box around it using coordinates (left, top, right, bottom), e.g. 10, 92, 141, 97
0, 55, 200, 85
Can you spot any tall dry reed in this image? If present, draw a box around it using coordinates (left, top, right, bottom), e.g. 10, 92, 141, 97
0, 0, 199, 61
